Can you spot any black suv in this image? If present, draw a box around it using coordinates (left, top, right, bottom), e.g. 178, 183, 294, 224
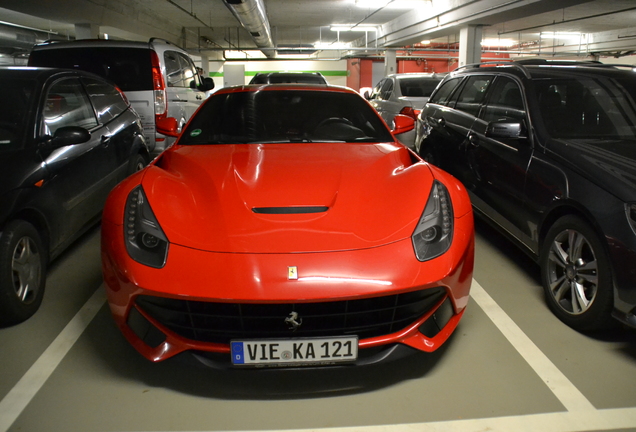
415, 60, 636, 331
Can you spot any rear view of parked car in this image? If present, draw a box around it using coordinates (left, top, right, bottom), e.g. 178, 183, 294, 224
249, 72, 327, 84
368, 73, 444, 148
29, 38, 214, 155
0, 66, 148, 325
416, 60, 636, 331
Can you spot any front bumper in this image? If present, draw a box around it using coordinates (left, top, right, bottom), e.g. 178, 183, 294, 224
101, 214, 474, 364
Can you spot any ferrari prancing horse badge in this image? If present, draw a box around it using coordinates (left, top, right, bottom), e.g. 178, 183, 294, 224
288, 266, 298, 280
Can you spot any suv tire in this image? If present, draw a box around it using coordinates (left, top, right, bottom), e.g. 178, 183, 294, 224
540, 215, 614, 331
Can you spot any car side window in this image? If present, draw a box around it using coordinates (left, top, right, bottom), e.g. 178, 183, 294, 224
454, 76, 493, 116
379, 79, 394, 100
428, 77, 463, 106
43, 78, 98, 136
481, 77, 526, 123
369, 79, 384, 100
165, 51, 198, 88
82, 77, 128, 124
178, 53, 199, 88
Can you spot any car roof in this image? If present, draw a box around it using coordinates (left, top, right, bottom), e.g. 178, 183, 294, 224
32, 39, 150, 50
0, 66, 103, 81
249, 72, 327, 84
217, 83, 357, 95
450, 60, 636, 81
389, 72, 445, 79
30, 37, 184, 52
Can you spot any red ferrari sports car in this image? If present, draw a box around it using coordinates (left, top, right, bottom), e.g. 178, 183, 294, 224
101, 84, 474, 367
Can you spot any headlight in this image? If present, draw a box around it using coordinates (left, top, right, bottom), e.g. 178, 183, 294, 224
627, 203, 636, 235
125, 186, 169, 268
412, 181, 453, 261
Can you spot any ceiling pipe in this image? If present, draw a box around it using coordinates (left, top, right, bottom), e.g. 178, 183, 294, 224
222, 0, 276, 58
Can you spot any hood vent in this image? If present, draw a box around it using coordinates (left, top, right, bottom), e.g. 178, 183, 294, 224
222, 0, 275, 58
252, 206, 329, 214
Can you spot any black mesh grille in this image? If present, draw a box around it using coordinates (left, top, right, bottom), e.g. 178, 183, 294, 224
135, 287, 446, 344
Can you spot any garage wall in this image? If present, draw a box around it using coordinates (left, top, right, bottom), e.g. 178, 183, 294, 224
203, 59, 349, 89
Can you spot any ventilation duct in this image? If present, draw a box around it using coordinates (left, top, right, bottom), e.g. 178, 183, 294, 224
222, 0, 275, 58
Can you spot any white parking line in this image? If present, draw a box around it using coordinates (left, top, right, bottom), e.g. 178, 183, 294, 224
0, 287, 106, 432
228, 408, 636, 432
469, 280, 596, 413
1, 280, 635, 432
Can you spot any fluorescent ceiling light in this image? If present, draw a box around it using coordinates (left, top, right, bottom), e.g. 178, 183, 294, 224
314, 41, 351, 49
330, 25, 377, 32
276, 53, 316, 59
481, 38, 516, 47
352, 0, 421, 9
224, 50, 267, 59
540, 32, 585, 41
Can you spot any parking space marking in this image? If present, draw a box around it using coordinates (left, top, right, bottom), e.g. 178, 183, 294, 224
231, 408, 636, 432
0, 287, 106, 432
2, 280, 635, 432
470, 280, 595, 413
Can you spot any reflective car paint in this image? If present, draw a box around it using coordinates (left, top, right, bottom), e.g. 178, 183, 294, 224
416, 62, 636, 329
0, 67, 148, 325
101, 84, 474, 364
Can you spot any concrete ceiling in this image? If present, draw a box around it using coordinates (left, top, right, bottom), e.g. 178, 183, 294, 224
0, 0, 635, 59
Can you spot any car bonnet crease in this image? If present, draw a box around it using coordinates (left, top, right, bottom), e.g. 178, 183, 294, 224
141, 142, 432, 253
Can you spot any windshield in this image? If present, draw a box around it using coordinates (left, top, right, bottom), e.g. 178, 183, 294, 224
0, 78, 35, 151
180, 89, 393, 145
29, 47, 153, 92
535, 76, 636, 140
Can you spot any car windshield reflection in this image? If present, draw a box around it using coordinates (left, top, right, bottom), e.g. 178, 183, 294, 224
180, 89, 393, 145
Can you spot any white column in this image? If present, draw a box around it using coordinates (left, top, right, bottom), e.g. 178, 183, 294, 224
384, 49, 397, 76
200, 53, 210, 76
75, 23, 100, 40
459, 25, 483, 67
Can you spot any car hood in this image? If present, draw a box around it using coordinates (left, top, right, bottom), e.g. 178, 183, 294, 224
141, 142, 434, 253
548, 138, 636, 202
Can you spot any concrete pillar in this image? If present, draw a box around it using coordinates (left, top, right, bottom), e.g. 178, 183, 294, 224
384, 50, 397, 76
458, 25, 483, 67
75, 23, 99, 40
200, 53, 210, 76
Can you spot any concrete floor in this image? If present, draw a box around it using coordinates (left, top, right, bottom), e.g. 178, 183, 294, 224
1, 220, 635, 432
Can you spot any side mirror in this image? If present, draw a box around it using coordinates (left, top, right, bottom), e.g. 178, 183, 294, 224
391, 114, 415, 135
486, 121, 527, 139
200, 77, 215, 92
156, 117, 180, 138
40, 126, 91, 150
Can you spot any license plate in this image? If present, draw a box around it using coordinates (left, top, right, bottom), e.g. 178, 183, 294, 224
231, 336, 358, 367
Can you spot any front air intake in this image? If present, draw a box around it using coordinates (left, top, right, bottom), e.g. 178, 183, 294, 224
252, 206, 329, 214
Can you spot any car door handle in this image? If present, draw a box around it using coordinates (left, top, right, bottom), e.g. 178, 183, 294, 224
468, 133, 479, 147
101, 135, 111, 146
436, 117, 445, 127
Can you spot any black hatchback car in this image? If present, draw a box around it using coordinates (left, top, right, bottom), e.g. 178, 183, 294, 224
0, 67, 149, 325
415, 60, 636, 331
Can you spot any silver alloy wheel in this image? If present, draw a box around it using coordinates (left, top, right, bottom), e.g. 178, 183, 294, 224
546, 228, 598, 315
11, 235, 42, 304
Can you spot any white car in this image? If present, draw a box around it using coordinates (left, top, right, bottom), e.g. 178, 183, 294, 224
367, 73, 444, 148
29, 38, 215, 155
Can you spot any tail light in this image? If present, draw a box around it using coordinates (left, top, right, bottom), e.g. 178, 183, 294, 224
399, 106, 420, 120
150, 50, 167, 122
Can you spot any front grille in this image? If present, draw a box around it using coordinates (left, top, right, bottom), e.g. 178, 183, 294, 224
135, 287, 446, 344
